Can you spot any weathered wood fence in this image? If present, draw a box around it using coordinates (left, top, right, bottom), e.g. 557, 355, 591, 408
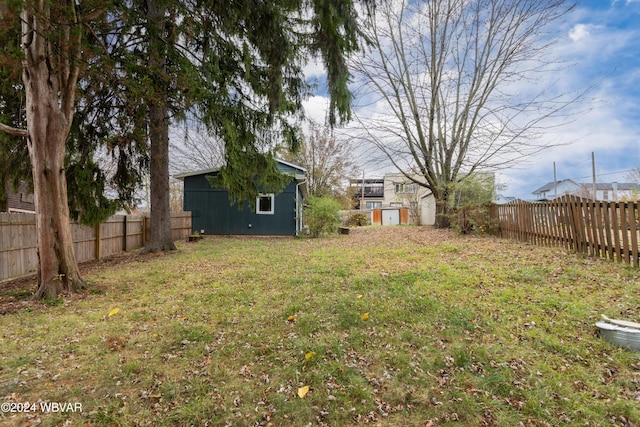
0, 212, 192, 282
492, 195, 639, 267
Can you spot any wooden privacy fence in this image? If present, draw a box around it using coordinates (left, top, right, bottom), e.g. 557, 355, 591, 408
0, 212, 192, 282
493, 195, 639, 267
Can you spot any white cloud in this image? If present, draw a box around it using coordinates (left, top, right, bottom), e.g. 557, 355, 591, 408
302, 95, 331, 125
302, 58, 325, 80
568, 23, 592, 42
303, 2, 640, 198
500, 95, 640, 198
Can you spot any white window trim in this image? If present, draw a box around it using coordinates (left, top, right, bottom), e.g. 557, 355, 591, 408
256, 193, 275, 215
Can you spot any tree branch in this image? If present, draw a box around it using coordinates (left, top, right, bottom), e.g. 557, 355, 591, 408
0, 122, 28, 138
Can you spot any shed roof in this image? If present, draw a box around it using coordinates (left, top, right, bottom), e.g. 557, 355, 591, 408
173, 158, 306, 180
174, 158, 308, 198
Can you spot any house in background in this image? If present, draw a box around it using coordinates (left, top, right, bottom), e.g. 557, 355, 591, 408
176, 159, 308, 236
3, 181, 35, 213
531, 179, 581, 200
382, 173, 436, 225
494, 195, 517, 204
351, 174, 436, 225
349, 178, 385, 210
351, 172, 498, 226
531, 180, 639, 201
592, 182, 640, 201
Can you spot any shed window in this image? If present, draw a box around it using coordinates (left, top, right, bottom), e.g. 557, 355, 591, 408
257, 193, 275, 215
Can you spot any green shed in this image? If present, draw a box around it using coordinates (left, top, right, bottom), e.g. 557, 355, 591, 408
175, 160, 308, 236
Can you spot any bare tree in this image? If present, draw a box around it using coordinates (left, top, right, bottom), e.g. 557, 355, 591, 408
626, 168, 640, 186
170, 125, 225, 173
351, 0, 579, 227
169, 178, 184, 213
280, 122, 358, 203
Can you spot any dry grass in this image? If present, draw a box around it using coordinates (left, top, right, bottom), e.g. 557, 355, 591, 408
1, 226, 639, 426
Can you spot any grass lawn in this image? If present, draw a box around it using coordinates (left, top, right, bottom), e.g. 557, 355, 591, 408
1, 226, 639, 426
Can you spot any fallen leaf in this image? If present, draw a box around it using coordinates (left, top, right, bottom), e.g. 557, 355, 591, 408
107, 308, 120, 317
297, 385, 310, 398
361, 312, 369, 320
305, 352, 315, 360
287, 315, 297, 321
106, 336, 127, 351
356, 294, 363, 299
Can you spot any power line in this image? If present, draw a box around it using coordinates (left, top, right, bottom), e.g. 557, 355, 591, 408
567, 168, 636, 182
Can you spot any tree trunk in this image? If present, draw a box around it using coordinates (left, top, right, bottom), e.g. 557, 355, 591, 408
146, 101, 176, 253
28, 123, 85, 299
434, 199, 451, 229
144, 0, 176, 253
21, 4, 85, 298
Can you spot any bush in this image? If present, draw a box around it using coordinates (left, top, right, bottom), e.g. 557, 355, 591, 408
305, 196, 342, 237
452, 203, 499, 234
345, 212, 368, 227
447, 175, 499, 235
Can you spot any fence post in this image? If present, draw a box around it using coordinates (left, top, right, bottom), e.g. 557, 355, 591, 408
629, 202, 639, 267
619, 203, 630, 264
566, 196, 578, 252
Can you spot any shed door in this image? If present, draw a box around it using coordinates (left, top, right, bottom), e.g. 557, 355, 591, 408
382, 209, 400, 226
372, 209, 382, 225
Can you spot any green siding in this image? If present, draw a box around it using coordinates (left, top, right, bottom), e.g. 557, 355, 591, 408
183, 164, 304, 236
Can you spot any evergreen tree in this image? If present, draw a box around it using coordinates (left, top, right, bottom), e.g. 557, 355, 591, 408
0, 0, 148, 298
0, 0, 371, 297
0, 2, 30, 211
88, 0, 371, 251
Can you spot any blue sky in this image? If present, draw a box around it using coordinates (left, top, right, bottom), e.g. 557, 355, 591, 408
506, 0, 640, 198
302, 0, 640, 199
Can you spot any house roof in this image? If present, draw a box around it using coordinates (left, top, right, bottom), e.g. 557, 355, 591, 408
531, 180, 640, 195
531, 179, 580, 195
593, 182, 640, 191
4, 181, 35, 213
